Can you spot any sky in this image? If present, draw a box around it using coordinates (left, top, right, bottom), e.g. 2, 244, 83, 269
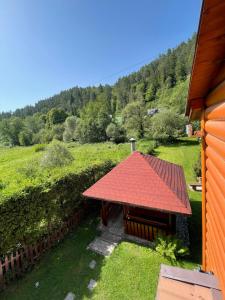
0, 0, 202, 112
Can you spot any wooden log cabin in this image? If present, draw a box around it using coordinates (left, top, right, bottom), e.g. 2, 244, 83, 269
186, 0, 225, 297
83, 151, 191, 242
157, 0, 225, 298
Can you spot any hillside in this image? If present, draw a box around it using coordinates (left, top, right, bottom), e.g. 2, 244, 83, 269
0, 34, 196, 146
1, 35, 195, 118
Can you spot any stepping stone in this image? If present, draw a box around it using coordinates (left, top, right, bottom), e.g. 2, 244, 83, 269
89, 260, 97, 269
101, 231, 122, 243
87, 237, 117, 256
64, 292, 75, 300
87, 279, 97, 291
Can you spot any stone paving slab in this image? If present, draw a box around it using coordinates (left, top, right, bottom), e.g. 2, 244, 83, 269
64, 292, 75, 300
101, 231, 123, 243
89, 260, 97, 269
87, 279, 97, 291
87, 237, 117, 256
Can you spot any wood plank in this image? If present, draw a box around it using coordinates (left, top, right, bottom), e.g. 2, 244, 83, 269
160, 264, 220, 289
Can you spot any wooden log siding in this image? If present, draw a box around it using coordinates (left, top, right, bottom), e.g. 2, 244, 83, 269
0, 209, 84, 289
201, 79, 225, 294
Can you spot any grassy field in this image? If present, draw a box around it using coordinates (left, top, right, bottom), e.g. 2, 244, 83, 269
0, 138, 202, 300
0, 140, 152, 199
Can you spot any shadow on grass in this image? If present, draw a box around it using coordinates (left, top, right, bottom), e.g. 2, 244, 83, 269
152, 138, 200, 158
186, 196, 202, 265
1, 213, 107, 300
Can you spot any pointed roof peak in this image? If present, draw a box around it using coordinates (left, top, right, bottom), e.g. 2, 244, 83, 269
83, 152, 191, 215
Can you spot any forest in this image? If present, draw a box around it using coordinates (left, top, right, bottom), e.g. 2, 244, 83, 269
0, 34, 196, 146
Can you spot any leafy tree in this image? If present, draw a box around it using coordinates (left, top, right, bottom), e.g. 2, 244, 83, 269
147, 110, 186, 143
106, 123, 126, 144
52, 124, 64, 141
47, 108, 68, 127
122, 102, 145, 139
63, 116, 77, 142
33, 128, 53, 144
76, 101, 111, 143
18, 130, 33, 146
0, 117, 24, 146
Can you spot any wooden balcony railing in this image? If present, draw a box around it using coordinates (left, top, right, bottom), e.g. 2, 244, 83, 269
124, 215, 169, 241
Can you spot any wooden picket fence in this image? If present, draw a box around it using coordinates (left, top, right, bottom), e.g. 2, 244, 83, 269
0, 209, 84, 289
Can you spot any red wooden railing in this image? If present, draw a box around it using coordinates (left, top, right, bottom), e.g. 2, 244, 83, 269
124, 216, 168, 241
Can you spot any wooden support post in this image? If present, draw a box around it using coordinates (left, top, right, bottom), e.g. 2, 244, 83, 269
201, 110, 207, 271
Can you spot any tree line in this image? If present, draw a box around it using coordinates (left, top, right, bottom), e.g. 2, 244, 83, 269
0, 34, 196, 146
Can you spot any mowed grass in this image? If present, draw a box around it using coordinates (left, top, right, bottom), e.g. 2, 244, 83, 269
0, 138, 202, 299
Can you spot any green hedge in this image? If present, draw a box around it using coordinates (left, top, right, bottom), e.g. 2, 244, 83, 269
0, 161, 114, 255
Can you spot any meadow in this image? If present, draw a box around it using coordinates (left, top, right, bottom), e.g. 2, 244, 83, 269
0, 140, 152, 200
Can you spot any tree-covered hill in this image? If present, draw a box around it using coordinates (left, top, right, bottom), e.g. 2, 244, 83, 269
0, 34, 196, 146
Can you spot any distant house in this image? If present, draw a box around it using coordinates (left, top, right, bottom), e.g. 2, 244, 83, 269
83, 150, 191, 242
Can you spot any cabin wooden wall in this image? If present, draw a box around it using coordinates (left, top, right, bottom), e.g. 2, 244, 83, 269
202, 76, 225, 294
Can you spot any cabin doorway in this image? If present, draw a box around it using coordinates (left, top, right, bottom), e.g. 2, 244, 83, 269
101, 202, 123, 236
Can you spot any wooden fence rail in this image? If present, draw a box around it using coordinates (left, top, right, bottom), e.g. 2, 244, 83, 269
0, 209, 84, 289
124, 219, 167, 241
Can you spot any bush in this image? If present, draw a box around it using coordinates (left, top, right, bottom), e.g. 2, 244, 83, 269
0, 161, 114, 254
0, 180, 6, 190
34, 144, 46, 152
40, 141, 74, 168
63, 116, 77, 143
193, 154, 201, 179
17, 159, 39, 178
155, 235, 190, 262
146, 141, 157, 155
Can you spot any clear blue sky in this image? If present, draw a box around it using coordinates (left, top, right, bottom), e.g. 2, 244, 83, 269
0, 0, 202, 112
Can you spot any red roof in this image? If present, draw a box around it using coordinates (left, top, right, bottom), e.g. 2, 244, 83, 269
83, 151, 191, 215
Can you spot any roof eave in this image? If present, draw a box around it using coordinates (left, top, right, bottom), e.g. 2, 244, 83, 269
82, 193, 192, 216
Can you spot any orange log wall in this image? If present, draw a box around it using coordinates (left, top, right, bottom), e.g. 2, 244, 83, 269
202, 80, 225, 294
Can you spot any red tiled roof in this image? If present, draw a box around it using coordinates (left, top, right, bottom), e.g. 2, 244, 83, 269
83, 151, 192, 215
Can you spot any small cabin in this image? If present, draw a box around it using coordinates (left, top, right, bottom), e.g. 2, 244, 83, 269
83, 151, 191, 242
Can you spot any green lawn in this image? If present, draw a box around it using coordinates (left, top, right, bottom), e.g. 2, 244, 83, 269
0, 138, 202, 299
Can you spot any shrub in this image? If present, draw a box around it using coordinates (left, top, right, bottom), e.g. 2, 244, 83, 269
0, 161, 114, 254
34, 144, 46, 152
193, 154, 201, 179
40, 141, 74, 169
146, 141, 157, 155
17, 159, 39, 178
0, 180, 6, 190
155, 235, 190, 262
63, 116, 77, 143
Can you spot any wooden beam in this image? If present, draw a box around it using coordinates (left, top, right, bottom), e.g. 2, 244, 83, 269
201, 111, 207, 271
190, 98, 204, 109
